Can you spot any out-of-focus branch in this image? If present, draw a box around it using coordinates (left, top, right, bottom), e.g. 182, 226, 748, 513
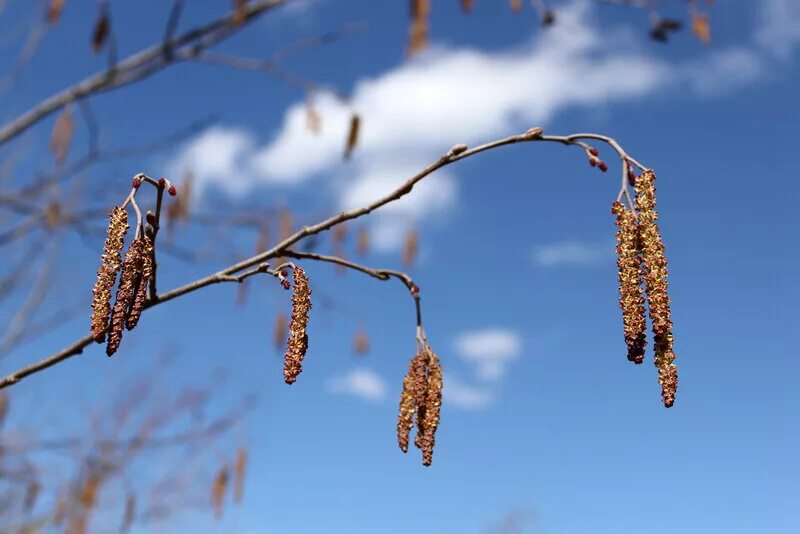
0, 0, 290, 146
0, 127, 646, 389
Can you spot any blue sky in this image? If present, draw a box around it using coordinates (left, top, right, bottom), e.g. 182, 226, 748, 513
1, 0, 799, 532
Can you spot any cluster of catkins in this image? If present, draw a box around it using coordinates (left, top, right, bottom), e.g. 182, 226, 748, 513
612, 169, 678, 407
90, 206, 154, 356
397, 344, 443, 466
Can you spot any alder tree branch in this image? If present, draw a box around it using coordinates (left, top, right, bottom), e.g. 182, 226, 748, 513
0, 127, 646, 390
0, 0, 291, 146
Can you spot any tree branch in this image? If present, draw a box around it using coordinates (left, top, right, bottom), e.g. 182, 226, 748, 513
0, 0, 290, 146
0, 127, 646, 389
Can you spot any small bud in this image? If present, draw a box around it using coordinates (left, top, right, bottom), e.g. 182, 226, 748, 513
449, 144, 468, 157
281, 279, 290, 290
627, 167, 637, 187
598, 161, 608, 173
131, 176, 142, 189
167, 184, 177, 196
146, 212, 156, 225
410, 283, 420, 296
588, 147, 599, 156
589, 157, 597, 168
524, 127, 543, 139
158, 177, 166, 187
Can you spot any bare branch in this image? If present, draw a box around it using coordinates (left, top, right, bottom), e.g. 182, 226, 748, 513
0, 0, 290, 146
0, 127, 646, 389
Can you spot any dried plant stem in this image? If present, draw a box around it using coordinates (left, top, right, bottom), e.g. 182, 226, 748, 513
0, 128, 646, 390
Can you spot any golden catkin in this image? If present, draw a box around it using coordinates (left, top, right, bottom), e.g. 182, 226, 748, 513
418, 348, 442, 466
634, 170, 678, 407
283, 267, 312, 384
408, 0, 430, 57
211, 465, 229, 520
343, 114, 361, 160
233, 448, 247, 503
396, 345, 443, 466
397, 351, 428, 453
106, 239, 144, 356
125, 237, 154, 331
91, 206, 128, 342
612, 201, 647, 364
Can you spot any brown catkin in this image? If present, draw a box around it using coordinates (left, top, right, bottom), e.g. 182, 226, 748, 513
397, 351, 428, 453
211, 465, 229, 520
418, 347, 442, 466
233, 448, 247, 503
283, 267, 312, 384
396, 345, 443, 465
125, 237, 154, 331
612, 201, 647, 364
91, 206, 129, 342
634, 169, 678, 407
106, 240, 144, 356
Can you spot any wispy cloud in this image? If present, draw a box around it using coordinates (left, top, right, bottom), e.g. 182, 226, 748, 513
532, 240, 612, 268
454, 328, 522, 382
166, 1, 797, 250
755, 0, 800, 59
444, 375, 493, 410
326, 368, 386, 401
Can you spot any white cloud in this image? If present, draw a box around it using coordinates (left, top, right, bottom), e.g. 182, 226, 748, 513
533, 240, 612, 268
755, 0, 800, 59
455, 328, 522, 382
444, 375, 493, 410
327, 368, 386, 401
166, 126, 256, 194
167, 1, 798, 250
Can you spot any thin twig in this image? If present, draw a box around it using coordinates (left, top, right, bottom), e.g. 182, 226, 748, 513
0, 0, 290, 146
0, 128, 646, 389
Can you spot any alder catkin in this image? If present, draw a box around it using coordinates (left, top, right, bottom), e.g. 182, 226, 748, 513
612, 201, 647, 364
634, 169, 678, 407
233, 448, 247, 503
283, 267, 312, 384
106, 239, 144, 356
91, 206, 129, 342
125, 237, 153, 331
397, 351, 428, 453
418, 347, 442, 466
397, 345, 443, 465
211, 465, 229, 520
